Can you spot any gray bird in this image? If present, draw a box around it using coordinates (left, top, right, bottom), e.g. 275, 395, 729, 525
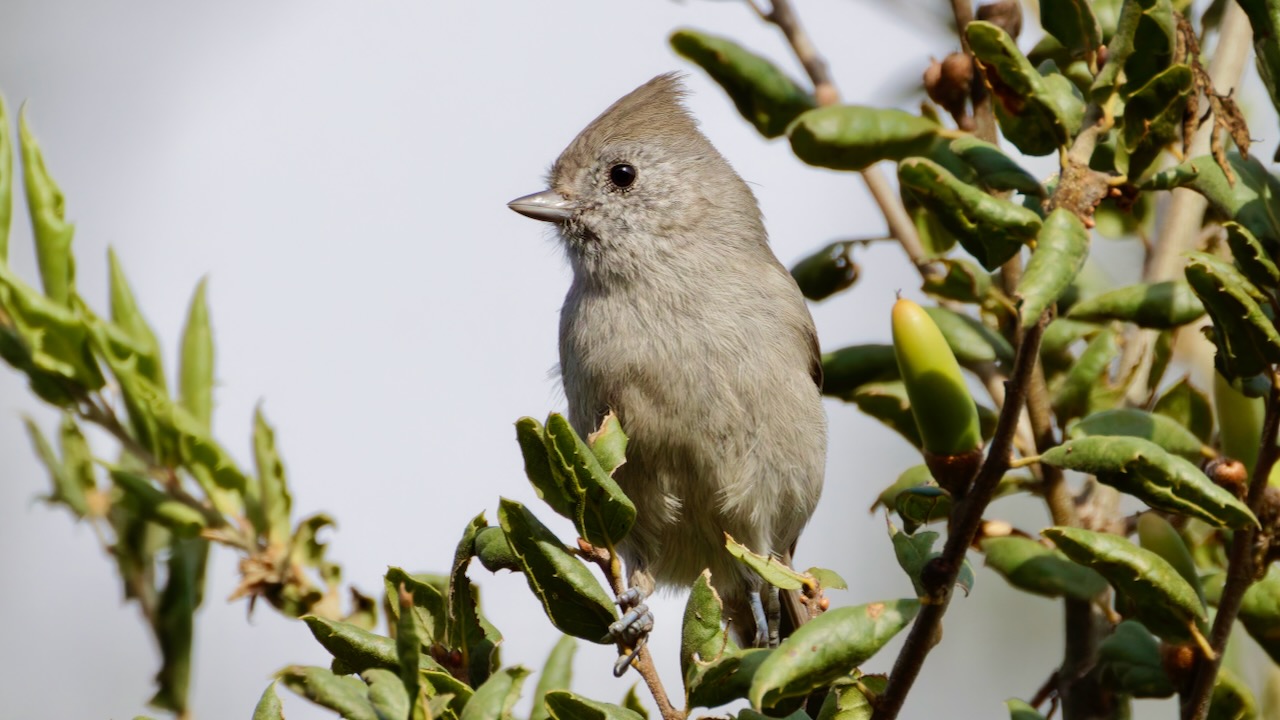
508, 74, 826, 651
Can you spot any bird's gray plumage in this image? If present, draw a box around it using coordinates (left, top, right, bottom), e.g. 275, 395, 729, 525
522, 73, 826, 643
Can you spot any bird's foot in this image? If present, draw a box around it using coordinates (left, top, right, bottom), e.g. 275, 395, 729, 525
748, 587, 782, 648
610, 587, 655, 676
749, 589, 770, 648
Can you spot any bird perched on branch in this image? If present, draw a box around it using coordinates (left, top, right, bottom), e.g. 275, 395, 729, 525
509, 73, 826, 654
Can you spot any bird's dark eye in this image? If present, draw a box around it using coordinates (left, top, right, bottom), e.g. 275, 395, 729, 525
609, 163, 637, 189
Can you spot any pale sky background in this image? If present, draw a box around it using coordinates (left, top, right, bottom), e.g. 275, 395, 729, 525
0, 1, 1245, 718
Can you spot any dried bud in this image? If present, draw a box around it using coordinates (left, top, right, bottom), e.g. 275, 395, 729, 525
1161, 642, 1197, 686
1096, 44, 1109, 69
976, 0, 1023, 39
1204, 457, 1249, 498
920, 556, 955, 601
924, 53, 973, 129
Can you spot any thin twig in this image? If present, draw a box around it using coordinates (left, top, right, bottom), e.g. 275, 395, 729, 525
1180, 377, 1280, 720
949, 0, 998, 143
873, 315, 1048, 720
749, 0, 837, 106
1134, 5, 1254, 392
749, 0, 928, 267
588, 541, 685, 720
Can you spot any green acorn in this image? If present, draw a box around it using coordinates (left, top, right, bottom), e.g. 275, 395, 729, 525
892, 298, 984, 495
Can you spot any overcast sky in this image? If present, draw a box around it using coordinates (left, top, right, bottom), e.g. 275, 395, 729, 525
0, 2, 1213, 718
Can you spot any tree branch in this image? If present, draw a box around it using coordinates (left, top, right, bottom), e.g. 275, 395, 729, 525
872, 314, 1048, 720
748, 0, 928, 268
1180, 377, 1280, 720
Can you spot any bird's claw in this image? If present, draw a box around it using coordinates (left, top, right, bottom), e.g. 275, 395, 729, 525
610, 587, 654, 676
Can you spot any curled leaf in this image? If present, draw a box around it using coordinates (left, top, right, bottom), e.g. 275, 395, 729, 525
1039, 436, 1257, 529
670, 29, 815, 139
789, 106, 939, 171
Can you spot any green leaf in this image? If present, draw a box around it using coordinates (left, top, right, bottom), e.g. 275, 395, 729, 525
620, 684, 647, 719
1186, 251, 1280, 379
679, 575, 771, 708
1051, 327, 1119, 423
687, 648, 770, 710
1040, 0, 1103, 58
816, 682, 876, 720
1040, 318, 1101, 369
980, 535, 1108, 600
670, 29, 815, 139
1007, 698, 1048, 720
178, 278, 213, 431
421, 670, 473, 718
1214, 372, 1265, 474
392, 581, 423, 709
363, 668, 412, 720
1225, 221, 1280, 290
1236, 0, 1280, 129
895, 486, 953, 533
150, 535, 207, 714
788, 106, 939, 171
474, 526, 520, 572
1040, 436, 1256, 528
531, 636, 577, 720
899, 157, 1043, 270
587, 411, 627, 476
923, 306, 1014, 368
303, 615, 403, 674
1018, 208, 1091, 324
791, 240, 859, 301
0, 263, 104, 394
1121, 64, 1195, 177
84, 319, 246, 514
1043, 527, 1205, 640
107, 248, 165, 389
1136, 513, 1204, 606
1065, 280, 1204, 328
447, 514, 499, 683
948, 136, 1045, 196
726, 534, 805, 590
892, 298, 983, 456
460, 667, 530, 720
18, 107, 75, 305
545, 413, 637, 547
1210, 667, 1258, 720
384, 568, 448, 647
543, 691, 646, 720
1143, 153, 1280, 246
110, 470, 207, 536
498, 499, 617, 642
1155, 376, 1214, 443
873, 464, 934, 513
1092, 0, 1176, 98
250, 407, 293, 548
1239, 566, 1280, 665
967, 21, 1084, 156
26, 415, 94, 517
517, 417, 576, 520
920, 257, 992, 303
888, 523, 972, 598
820, 344, 899, 400
1068, 408, 1207, 462
252, 682, 285, 720
278, 665, 377, 720
1095, 620, 1175, 697
749, 599, 919, 708
0, 95, 12, 261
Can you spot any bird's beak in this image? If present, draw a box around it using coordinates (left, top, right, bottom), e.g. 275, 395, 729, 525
508, 190, 577, 223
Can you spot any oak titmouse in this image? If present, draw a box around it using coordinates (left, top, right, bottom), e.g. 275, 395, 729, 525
509, 74, 826, 648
